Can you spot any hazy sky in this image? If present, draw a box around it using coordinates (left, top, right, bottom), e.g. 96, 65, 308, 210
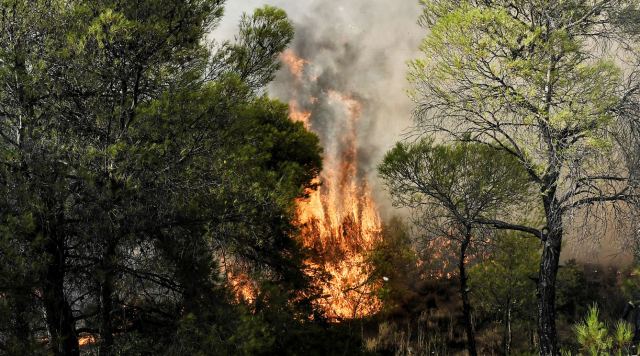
215, 0, 309, 38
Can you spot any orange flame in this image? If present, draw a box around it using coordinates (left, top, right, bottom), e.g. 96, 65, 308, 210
227, 272, 257, 304
283, 51, 382, 320
280, 49, 308, 81
288, 100, 312, 128
79, 334, 97, 347
220, 253, 258, 304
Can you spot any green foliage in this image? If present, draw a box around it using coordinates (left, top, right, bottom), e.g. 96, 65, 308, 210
412, 2, 623, 155
379, 132, 533, 356
613, 321, 634, 355
469, 233, 539, 320
213, 5, 295, 90
233, 6, 294, 89
572, 305, 633, 356
0, 0, 325, 353
410, 1, 640, 353
379, 138, 531, 226
369, 217, 420, 312
468, 233, 539, 354
574, 305, 611, 355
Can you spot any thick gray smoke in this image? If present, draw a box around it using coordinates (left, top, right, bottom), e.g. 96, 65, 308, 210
213, 0, 423, 219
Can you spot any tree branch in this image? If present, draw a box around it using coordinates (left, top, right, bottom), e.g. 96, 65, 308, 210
562, 187, 635, 213
474, 218, 544, 240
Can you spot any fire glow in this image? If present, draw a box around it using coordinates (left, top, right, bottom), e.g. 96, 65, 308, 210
282, 49, 382, 320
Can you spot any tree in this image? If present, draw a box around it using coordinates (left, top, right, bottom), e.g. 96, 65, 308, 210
379, 139, 531, 356
0, 1, 323, 354
469, 233, 540, 355
0, 1, 236, 352
369, 216, 420, 314
572, 305, 633, 356
411, 1, 640, 354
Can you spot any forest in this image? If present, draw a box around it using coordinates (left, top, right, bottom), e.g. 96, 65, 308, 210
1, 0, 640, 355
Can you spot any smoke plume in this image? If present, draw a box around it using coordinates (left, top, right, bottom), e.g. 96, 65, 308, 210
214, 0, 422, 218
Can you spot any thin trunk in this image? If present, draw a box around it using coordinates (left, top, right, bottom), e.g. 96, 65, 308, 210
459, 232, 477, 356
537, 217, 562, 356
41, 206, 79, 356
530, 327, 536, 350
504, 302, 512, 356
13, 293, 32, 345
99, 241, 117, 356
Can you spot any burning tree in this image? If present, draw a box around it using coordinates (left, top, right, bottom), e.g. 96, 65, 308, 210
280, 49, 384, 320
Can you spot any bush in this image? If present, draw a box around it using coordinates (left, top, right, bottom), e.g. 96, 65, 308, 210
571, 304, 633, 356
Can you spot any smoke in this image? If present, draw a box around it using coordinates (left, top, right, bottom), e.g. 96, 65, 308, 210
213, 0, 422, 219
210, 1, 639, 268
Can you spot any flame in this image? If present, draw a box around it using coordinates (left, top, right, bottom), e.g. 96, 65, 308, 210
219, 253, 258, 304
297, 183, 382, 319
283, 51, 383, 320
227, 272, 258, 304
280, 49, 308, 81
288, 100, 312, 128
78, 334, 96, 347
420, 239, 456, 280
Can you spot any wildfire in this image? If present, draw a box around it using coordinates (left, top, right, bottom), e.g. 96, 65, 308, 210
227, 272, 258, 303
280, 49, 308, 81
282, 50, 383, 320
79, 334, 96, 347
327, 90, 362, 119
288, 100, 312, 128
220, 253, 258, 304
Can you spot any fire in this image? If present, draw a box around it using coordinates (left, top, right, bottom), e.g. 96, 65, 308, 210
280, 49, 308, 81
327, 90, 362, 119
288, 100, 311, 128
297, 183, 382, 319
282, 50, 383, 320
227, 272, 258, 303
420, 239, 456, 280
220, 254, 258, 304
79, 334, 96, 347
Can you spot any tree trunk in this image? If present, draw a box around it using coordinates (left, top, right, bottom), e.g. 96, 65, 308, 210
13, 292, 32, 346
537, 218, 562, 356
504, 301, 512, 356
42, 237, 79, 356
459, 233, 477, 356
99, 241, 117, 356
